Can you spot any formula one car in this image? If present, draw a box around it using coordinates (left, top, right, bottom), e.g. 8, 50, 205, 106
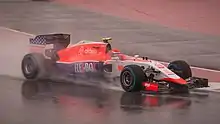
21, 33, 209, 93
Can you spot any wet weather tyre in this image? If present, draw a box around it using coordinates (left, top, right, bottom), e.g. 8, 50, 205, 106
168, 60, 192, 79
21, 53, 47, 80
120, 65, 145, 92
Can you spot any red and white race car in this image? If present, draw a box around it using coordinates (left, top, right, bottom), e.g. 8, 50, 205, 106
21, 33, 208, 93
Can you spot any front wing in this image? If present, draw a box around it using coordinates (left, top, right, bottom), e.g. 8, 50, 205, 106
141, 77, 209, 93
186, 77, 209, 89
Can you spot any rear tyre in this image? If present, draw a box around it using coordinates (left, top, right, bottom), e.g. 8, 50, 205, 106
21, 53, 48, 80
120, 65, 145, 92
168, 60, 192, 79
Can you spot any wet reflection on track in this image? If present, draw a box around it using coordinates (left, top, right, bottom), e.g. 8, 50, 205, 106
21, 80, 193, 111
21, 80, 209, 119
1, 78, 219, 124
120, 92, 192, 112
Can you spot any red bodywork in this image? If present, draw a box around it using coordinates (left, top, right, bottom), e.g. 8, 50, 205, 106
56, 41, 149, 63
57, 42, 110, 62
142, 82, 159, 92
55, 41, 187, 92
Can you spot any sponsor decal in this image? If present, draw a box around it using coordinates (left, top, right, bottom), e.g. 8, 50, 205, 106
111, 56, 119, 60
78, 46, 98, 55
74, 62, 96, 73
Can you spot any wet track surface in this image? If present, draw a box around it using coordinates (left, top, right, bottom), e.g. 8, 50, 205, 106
1, 1, 220, 124
0, 76, 220, 124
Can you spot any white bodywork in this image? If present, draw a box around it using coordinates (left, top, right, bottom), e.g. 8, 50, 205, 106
104, 52, 181, 81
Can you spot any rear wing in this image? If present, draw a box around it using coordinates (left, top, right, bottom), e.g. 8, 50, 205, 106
29, 33, 70, 46
29, 33, 71, 55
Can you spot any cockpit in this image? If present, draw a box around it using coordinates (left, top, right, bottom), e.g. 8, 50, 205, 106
102, 37, 129, 60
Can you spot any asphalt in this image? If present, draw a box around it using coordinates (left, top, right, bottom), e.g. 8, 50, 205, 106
56, 0, 220, 35
1, 1, 220, 124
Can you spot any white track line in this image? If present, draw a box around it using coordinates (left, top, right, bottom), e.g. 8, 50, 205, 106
190, 67, 220, 72
1, 26, 220, 73
156, 60, 220, 73
0, 26, 35, 36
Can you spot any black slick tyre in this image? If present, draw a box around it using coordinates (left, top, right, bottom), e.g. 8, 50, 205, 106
168, 60, 192, 79
21, 53, 47, 80
120, 65, 145, 92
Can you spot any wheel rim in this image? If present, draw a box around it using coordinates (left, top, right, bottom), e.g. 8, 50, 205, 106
24, 58, 35, 74
122, 71, 133, 86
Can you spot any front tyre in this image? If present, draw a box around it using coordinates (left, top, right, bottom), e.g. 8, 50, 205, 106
120, 65, 145, 92
168, 60, 192, 79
